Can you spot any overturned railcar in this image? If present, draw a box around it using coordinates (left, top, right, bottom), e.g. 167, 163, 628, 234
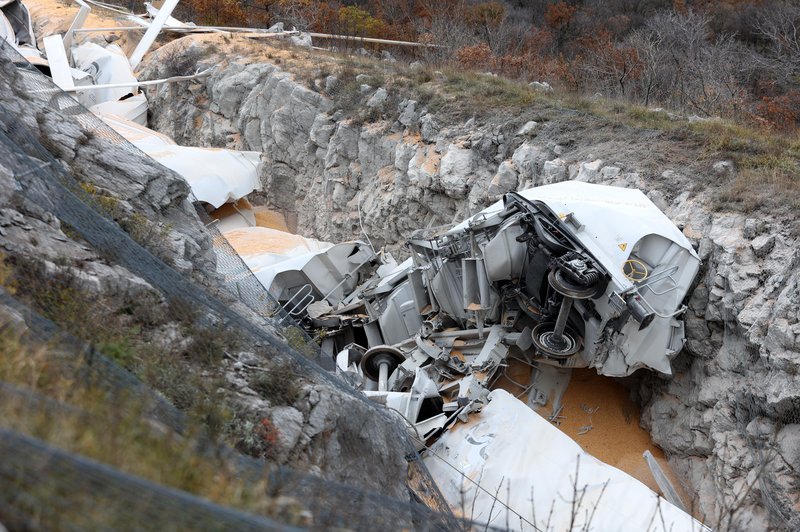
409, 181, 700, 377
262, 181, 701, 445
320, 182, 699, 381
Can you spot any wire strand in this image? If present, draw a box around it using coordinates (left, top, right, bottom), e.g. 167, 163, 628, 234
415, 435, 543, 532
388, 410, 542, 531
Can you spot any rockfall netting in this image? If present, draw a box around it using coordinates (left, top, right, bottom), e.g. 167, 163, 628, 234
195, 206, 330, 369
656, 302, 800, 532
730, 348, 800, 529
737, 394, 800, 531
722, 281, 799, 532
657, 392, 799, 532
0, 427, 291, 532
0, 40, 461, 530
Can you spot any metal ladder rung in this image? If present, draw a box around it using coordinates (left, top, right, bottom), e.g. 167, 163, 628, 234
282, 284, 315, 319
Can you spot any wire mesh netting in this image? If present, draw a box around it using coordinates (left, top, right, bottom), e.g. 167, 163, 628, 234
197, 209, 329, 368
660, 393, 799, 532
0, 291, 466, 530
653, 294, 799, 532
0, 39, 460, 530
0, 428, 291, 532
737, 395, 800, 531
721, 283, 800, 532
0, 289, 188, 432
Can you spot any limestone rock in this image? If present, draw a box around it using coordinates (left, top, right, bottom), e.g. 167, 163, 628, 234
406, 145, 440, 190
398, 100, 418, 127
511, 144, 541, 181
439, 145, 474, 198
324, 75, 338, 93
529, 81, 553, 93
419, 113, 438, 142
0, 299, 27, 332
488, 160, 518, 195
516, 121, 538, 136
575, 159, 603, 182
752, 234, 775, 258
713, 160, 735, 176
647, 189, 669, 211
743, 218, 767, 239
600, 165, 621, 180
777, 425, 800, 470
211, 63, 272, 119
271, 406, 304, 456
542, 158, 567, 184
366, 87, 388, 108
309, 114, 335, 149
289, 33, 312, 48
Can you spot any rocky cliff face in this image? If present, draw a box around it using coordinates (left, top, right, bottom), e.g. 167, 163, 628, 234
0, 53, 414, 504
141, 37, 800, 529
638, 211, 800, 529
0, 56, 214, 286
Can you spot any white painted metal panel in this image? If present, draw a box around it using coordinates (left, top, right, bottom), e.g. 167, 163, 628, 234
90, 94, 148, 125
128, 0, 179, 70
97, 112, 261, 207
43, 34, 74, 90
72, 42, 138, 105
424, 389, 708, 531
451, 181, 699, 289
62, 0, 90, 54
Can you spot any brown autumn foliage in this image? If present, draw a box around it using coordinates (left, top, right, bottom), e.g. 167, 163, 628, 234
544, 1, 576, 29
756, 91, 800, 132
179, 0, 799, 132
466, 1, 505, 29
456, 42, 492, 70
178, 0, 253, 26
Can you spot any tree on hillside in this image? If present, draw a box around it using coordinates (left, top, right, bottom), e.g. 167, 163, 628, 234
181, 0, 248, 25
544, 0, 576, 49
337, 5, 387, 37
466, 1, 507, 49
754, 2, 800, 83
624, 10, 752, 116
266, 0, 338, 31
173, 0, 798, 131
627, 27, 666, 106
576, 30, 642, 97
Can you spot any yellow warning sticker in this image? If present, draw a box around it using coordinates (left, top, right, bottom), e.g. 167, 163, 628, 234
618, 243, 627, 252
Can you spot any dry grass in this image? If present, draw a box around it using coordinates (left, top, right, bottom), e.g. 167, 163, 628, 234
0, 248, 311, 525
0, 329, 271, 513
0, 253, 300, 458
399, 66, 800, 214
547, 97, 800, 214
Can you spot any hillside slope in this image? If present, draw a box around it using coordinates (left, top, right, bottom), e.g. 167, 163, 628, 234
0, 42, 449, 528
139, 34, 800, 530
